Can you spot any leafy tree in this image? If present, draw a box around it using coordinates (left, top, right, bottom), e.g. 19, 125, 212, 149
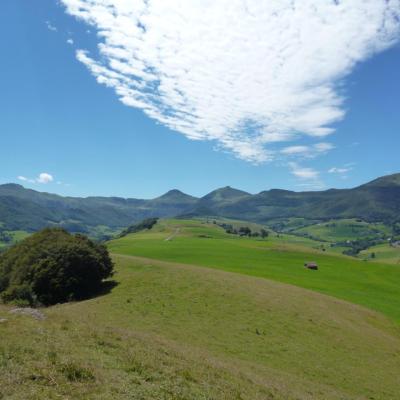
238, 227, 251, 236
260, 229, 269, 238
0, 228, 114, 306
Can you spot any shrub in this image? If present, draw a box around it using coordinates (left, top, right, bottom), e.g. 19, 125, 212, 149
0, 228, 114, 306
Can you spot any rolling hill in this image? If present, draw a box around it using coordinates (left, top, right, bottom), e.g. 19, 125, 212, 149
0, 184, 197, 237
108, 218, 400, 321
2, 218, 400, 399
0, 173, 399, 238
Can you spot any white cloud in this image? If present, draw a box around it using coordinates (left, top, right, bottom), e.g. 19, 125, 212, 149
328, 167, 351, 174
289, 162, 319, 180
67, 38, 74, 45
295, 182, 326, 191
37, 173, 54, 184
281, 146, 310, 156
61, 0, 400, 163
314, 143, 335, 153
281, 142, 334, 158
46, 21, 58, 32
18, 173, 54, 184
17, 176, 34, 183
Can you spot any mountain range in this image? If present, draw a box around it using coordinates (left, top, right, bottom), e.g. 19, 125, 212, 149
1, 173, 399, 237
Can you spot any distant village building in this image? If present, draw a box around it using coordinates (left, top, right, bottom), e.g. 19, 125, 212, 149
304, 262, 318, 270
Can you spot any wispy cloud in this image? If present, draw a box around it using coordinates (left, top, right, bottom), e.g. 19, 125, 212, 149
295, 181, 326, 191
289, 162, 326, 190
328, 165, 354, 180
328, 167, 352, 174
289, 162, 320, 180
17, 176, 35, 184
18, 173, 54, 184
46, 21, 57, 32
61, 0, 400, 163
67, 38, 74, 45
281, 142, 334, 158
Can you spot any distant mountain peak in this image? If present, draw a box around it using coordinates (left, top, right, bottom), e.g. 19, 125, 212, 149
359, 173, 400, 188
1, 172, 399, 236
204, 186, 250, 198
0, 183, 24, 190
157, 189, 196, 200
200, 186, 250, 205
164, 189, 187, 196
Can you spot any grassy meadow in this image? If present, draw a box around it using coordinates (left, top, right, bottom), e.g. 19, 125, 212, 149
2, 217, 400, 399
289, 218, 390, 242
109, 219, 400, 322
359, 242, 400, 264
1, 253, 400, 399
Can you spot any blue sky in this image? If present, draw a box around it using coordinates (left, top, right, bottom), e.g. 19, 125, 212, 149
1, 0, 399, 198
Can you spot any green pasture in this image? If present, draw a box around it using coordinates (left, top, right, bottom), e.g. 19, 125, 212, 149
291, 218, 390, 242
359, 242, 400, 264
108, 219, 400, 322
1, 254, 399, 399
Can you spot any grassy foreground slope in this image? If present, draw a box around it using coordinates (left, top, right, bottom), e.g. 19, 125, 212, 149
109, 219, 400, 322
1, 254, 400, 399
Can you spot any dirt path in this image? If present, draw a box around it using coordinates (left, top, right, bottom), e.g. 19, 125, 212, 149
164, 228, 180, 241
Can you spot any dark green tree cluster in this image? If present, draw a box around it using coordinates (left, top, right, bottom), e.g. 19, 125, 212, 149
339, 237, 384, 257
392, 222, 400, 235
0, 231, 12, 243
0, 228, 114, 306
217, 222, 269, 238
238, 226, 252, 236
260, 229, 269, 238
119, 217, 159, 238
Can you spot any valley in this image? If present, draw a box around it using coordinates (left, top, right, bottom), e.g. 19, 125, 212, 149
1, 175, 400, 399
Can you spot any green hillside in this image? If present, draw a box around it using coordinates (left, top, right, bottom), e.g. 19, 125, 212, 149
359, 242, 400, 264
0, 184, 197, 239
196, 173, 400, 223
108, 219, 400, 322
1, 173, 400, 239
1, 253, 400, 399
290, 218, 390, 242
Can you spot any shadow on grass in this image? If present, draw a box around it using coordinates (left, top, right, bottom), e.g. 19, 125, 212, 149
90, 280, 119, 300
0, 280, 119, 308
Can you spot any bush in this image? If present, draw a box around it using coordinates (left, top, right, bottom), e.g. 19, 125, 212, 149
0, 228, 114, 306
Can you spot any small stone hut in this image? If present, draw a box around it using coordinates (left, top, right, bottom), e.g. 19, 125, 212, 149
304, 261, 318, 270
